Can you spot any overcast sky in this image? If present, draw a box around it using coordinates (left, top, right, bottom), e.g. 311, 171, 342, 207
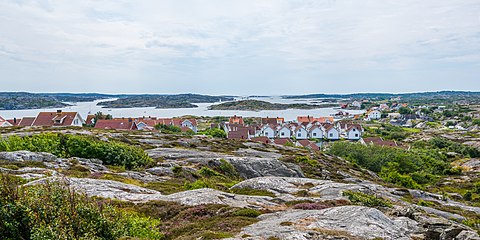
0, 0, 479, 95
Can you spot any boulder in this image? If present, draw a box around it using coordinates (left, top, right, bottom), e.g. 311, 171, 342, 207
0, 151, 57, 162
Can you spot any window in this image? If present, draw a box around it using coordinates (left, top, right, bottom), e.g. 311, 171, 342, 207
330, 133, 333, 137
313, 133, 316, 136
281, 132, 285, 136
355, 134, 358, 137
298, 133, 301, 137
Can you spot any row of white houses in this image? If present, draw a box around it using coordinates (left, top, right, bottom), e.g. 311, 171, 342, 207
257, 121, 363, 140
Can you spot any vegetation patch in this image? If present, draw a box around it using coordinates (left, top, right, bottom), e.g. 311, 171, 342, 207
0, 133, 152, 169
0, 174, 163, 240
342, 190, 392, 208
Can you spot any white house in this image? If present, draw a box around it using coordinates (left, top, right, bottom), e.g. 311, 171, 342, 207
351, 101, 362, 108
346, 125, 362, 140
308, 125, 323, 139
276, 125, 291, 138
0, 116, 12, 127
323, 125, 340, 140
180, 119, 198, 133
365, 110, 381, 120
261, 125, 276, 139
294, 126, 308, 140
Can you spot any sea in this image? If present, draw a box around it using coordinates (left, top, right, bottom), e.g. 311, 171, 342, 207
0, 97, 364, 121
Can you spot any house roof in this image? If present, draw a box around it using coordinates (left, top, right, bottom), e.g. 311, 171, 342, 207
94, 119, 137, 130
32, 111, 80, 126
261, 117, 284, 125
19, 117, 36, 126
85, 115, 95, 125
297, 139, 320, 151
227, 128, 250, 140
273, 138, 293, 145
250, 137, 270, 144
346, 124, 363, 132
363, 137, 398, 147
297, 116, 334, 124
229, 115, 244, 125
6, 119, 20, 126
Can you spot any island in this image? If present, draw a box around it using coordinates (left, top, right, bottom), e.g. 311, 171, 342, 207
208, 99, 335, 111
97, 94, 234, 109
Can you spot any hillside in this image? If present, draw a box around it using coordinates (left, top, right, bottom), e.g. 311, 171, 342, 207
208, 100, 334, 111
1, 126, 480, 239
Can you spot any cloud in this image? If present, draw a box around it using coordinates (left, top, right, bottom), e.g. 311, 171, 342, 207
0, 0, 479, 94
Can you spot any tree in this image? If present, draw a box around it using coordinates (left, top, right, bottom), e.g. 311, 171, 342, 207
399, 107, 412, 115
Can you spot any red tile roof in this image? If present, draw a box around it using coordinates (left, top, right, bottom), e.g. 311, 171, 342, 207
273, 138, 293, 146
19, 117, 36, 127
227, 128, 250, 140
363, 137, 398, 147
251, 137, 270, 144
32, 111, 80, 126
94, 119, 137, 130
297, 140, 320, 151
229, 115, 244, 125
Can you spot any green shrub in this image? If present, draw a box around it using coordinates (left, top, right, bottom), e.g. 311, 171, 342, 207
232, 208, 261, 218
154, 124, 182, 134
203, 128, 227, 138
342, 190, 392, 208
0, 133, 152, 169
295, 156, 319, 167
329, 141, 451, 187
0, 175, 163, 240
197, 167, 222, 178
184, 180, 212, 190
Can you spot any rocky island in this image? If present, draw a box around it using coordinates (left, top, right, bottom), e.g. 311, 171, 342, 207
208, 100, 336, 111
98, 94, 234, 109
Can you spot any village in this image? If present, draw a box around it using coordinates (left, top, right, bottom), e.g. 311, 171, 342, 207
2, 97, 477, 152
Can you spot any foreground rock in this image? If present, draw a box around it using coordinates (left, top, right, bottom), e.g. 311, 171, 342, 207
147, 147, 305, 178
25, 177, 277, 209
231, 206, 417, 240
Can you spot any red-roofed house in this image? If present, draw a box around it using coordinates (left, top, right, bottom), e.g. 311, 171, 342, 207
0, 116, 13, 127
229, 115, 244, 125
32, 110, 84, 127
262, 117, 284, 125
250, 137, 271, 144
94, 119, 138, 130
362, 137, 398, 147
273, 138, 293, 146
296, 139, 320, 151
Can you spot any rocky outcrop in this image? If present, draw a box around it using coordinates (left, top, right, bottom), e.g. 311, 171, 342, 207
146, 147, 305, 178
232, 206, 417, 240
0, 151, 58, 162
225, 158, 304, 179
25, 177, 277, 209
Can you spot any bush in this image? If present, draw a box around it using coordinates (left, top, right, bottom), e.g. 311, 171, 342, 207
343, 190, 392, 208
232, 208, 261, 218
197, 167, 222, 178
295, 156, 319, 167
203, 128, 226, 138
154, 124, 182, 134
0, 175, 163, 240
329, 141, 451, 187
0, 133, 152, 169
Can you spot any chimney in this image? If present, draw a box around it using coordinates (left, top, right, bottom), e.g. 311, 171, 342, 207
14, 118, 17, 123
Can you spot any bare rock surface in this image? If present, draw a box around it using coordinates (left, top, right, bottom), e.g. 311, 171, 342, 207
232, 206, 417, 240
25, 177, 277, 209
146, 147, 305, 178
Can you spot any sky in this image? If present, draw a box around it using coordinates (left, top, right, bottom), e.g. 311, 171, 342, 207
0, 0, 479, 95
